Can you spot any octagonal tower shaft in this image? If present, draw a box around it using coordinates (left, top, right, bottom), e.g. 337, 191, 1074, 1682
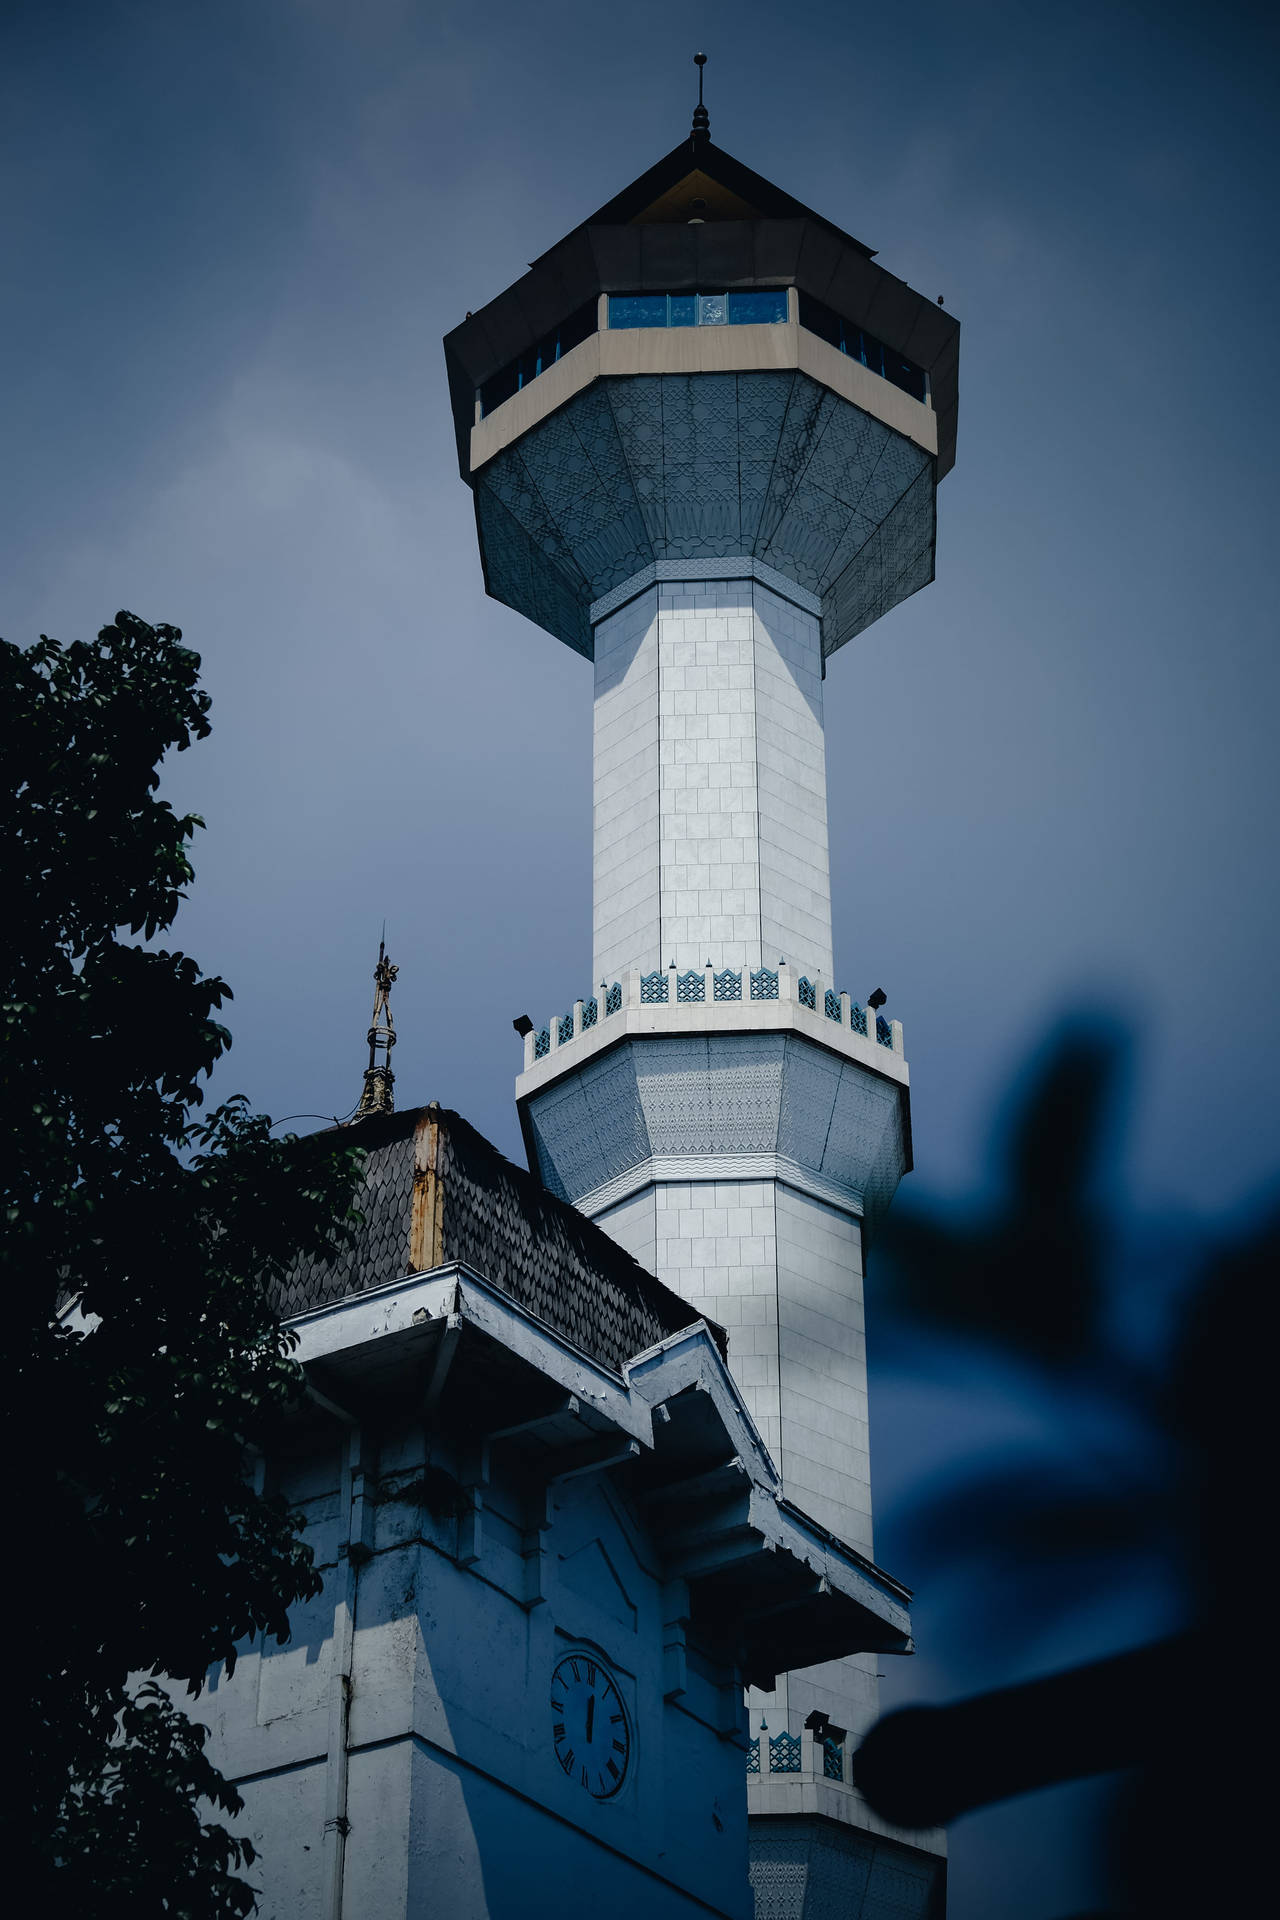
593, 567, 832, 985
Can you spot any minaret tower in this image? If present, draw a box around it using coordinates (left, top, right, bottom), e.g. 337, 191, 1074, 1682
446, 64, 956, 1911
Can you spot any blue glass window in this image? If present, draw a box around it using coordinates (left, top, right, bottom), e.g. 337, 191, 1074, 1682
728, 289, 788, 325
795, 290, 928, 404
608, 289, 789, 332
478, 300, 598, 416
609, 293, 669, 330
478, 284, 926, 419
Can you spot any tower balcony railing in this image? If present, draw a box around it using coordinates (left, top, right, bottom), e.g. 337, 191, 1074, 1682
746, 1720, 849, 1786
522, 962, 904, 1071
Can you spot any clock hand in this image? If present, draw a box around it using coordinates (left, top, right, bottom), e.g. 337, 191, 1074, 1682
586, 1694, 595, 1744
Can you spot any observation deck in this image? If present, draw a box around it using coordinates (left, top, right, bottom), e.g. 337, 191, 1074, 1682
443, 134, 959, 661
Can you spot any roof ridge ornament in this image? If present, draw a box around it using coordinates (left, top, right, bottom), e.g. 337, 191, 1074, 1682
354, 933, 398, 1119
691, 52, 709, 148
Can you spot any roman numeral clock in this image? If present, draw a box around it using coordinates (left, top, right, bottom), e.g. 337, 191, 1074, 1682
550, 1653, 632, 1799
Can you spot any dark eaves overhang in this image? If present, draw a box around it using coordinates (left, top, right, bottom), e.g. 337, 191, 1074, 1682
286, 1263, 913, 1687
442, 137, 959, 484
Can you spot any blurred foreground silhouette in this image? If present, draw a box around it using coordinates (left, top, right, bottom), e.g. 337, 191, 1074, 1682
851, 1024, 1274, 1918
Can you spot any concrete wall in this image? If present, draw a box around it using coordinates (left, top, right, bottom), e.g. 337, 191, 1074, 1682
592, 579, 833, 986
192, 1417, 753, 1920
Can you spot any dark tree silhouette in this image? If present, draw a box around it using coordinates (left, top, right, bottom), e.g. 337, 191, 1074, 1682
0, 614, 361, 1916
851, 1027, 1274, 1917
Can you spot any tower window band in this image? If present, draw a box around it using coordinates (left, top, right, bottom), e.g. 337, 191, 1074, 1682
608, 289, 788, 330
477, 288, 928, 419
478, 300, 597, 417
796, 290, 928, 404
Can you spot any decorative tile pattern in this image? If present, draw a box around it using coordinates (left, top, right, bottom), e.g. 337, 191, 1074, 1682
749, 1818, 943, 1920
528, 1033, 907, 1239
475, 371, 934, 660
637, 1035, 788, 1158
776, 1043, 842, 1179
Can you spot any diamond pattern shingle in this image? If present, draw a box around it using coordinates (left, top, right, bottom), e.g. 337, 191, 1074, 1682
269, 1105, 717, 1375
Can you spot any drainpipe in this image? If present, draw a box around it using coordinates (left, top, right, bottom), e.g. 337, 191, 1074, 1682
308, 1383, 373, 1920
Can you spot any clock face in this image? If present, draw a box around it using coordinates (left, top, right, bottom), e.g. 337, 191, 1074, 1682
550, 1652, 631, 1798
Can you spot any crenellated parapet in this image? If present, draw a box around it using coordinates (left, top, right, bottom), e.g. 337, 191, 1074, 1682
519, 963, 903, 1072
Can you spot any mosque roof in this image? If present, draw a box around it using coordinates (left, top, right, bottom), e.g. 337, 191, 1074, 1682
273, 1102, 720, 1376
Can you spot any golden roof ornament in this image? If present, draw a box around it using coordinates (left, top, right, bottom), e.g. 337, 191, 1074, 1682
354, 936, 398, 1119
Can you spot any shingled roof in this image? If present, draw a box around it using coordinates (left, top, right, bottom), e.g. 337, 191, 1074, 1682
272, 1103, 720, 1376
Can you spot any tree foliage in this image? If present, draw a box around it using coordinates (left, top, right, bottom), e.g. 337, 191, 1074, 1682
0, 613, 362, 1914
855, 1024, 1275, 1917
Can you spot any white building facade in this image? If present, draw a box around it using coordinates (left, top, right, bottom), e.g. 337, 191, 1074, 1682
190, 1108, 928, 1920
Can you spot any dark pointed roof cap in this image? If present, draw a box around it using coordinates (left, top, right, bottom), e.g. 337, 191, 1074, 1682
529, 136, 877, 273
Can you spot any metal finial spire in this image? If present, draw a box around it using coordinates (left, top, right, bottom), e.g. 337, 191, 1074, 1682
691, 52, 709, 145
354, 935, 398, 1119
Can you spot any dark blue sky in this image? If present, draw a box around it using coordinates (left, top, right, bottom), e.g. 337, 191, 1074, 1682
4, 3, 1277, 1912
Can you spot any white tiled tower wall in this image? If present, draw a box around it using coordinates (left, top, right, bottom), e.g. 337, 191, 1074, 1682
590, 571, 889, 1773
597, 1175, 879, 1753
592, 579, 834, 987
597, 1179, 871, 1554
